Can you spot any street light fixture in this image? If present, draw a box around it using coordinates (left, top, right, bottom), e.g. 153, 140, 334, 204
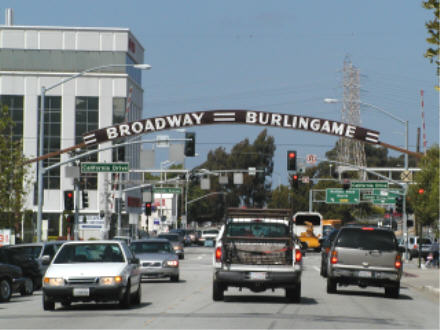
36, 63, 151, 242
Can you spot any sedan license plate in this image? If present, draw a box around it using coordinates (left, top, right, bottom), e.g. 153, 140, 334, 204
358, 271, 372, 278
73, 288, 90, 297
249, 272, 267, 280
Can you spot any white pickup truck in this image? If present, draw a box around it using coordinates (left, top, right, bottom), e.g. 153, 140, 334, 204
212, 208, 303, 302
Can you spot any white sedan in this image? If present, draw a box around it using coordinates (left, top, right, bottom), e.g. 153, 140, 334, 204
42, 240, 141, 310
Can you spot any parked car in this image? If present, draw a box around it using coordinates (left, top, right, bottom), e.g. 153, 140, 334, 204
0, 247, 41, 293
42, 240, 141, 310
200, 229, 219, 246
157, 233, 184, 259
0, 262, 25, 302
326, 226, 403, 298
130, 238, 180, 282
319, 228, 339, 277
407, 236, 433, 260
9, 241, 65, 276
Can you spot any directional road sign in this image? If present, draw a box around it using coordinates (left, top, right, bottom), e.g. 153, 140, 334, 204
81, 162, 129, 173
326, 188, 360, 204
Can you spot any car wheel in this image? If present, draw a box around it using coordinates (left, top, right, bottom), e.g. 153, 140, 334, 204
170, 274, 179, 282
286, 283, 301, 303
20, 277, 34, 296
42, 294, 55, 311
132, 283, 141, 305
179, 254, 184, 260
326, 278, 337, 294
385, 284, 400, 299
0, 278, 12, 302
119, 281, 131, 309
212, 280, 224, 301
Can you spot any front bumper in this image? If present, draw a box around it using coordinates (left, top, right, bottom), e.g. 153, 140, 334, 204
139, 267, 178, 278
43, 285, 126, 302
214, 270, 301, 289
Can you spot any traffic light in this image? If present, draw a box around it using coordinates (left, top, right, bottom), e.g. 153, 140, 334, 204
287, 151, 297, 171
145, 202, 152, 216
82, 191, 89, 208
395, 196, 403, 213
184, 132, 196, 157
291, 174, 299, 189
418, 188, 425, 195
64, 190, 74, 211
342, 179, 350, 191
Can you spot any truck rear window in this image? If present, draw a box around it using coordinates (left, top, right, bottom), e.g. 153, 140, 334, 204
226, 222, 289, 238
336, 228, 397, 251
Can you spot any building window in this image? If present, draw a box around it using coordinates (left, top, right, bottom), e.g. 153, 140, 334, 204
38, 96, 61, 189
75, 97, 99, 190
112, 97, 126, 162
0, 95, 24, 141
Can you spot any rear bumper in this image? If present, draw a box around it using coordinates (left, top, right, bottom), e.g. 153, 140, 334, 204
329, 267, 401, 287
214, 269, 301, 289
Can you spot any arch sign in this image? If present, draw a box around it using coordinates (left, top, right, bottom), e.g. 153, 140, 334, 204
83, 109, 379, 146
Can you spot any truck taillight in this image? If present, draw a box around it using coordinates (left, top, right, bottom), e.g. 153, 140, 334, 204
215, 247, 222, 262
295, 250, 302, 262
394, 255, 402, 269
330, 250, 338, 264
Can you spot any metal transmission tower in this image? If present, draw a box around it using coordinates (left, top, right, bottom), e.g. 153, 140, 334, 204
338, 57, 366, 176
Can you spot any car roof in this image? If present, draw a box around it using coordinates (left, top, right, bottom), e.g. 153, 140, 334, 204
61, 240, 124, 245
10, 241, 65, 247
131, 238, 170, 243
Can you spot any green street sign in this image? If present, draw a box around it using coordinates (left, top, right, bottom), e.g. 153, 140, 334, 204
153, 187, 182, 194
373, 197, 397, 205
351, 181, 389, 189
326, 188, 360, 204
80, 162, 129, 173
372, 189, 402, 198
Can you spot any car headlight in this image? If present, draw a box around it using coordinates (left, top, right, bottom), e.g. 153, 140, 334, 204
165, 260, 179, 267
43, 277, 64, 286
173, 245, 180, 251
99, 276, 123, 285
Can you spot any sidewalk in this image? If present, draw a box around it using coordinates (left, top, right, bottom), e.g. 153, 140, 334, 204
401, 257, 440, 298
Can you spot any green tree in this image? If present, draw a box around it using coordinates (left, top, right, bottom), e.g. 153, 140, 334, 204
422, 0, 440, 76
408, 145, 439, 233
0, 105, 30, 233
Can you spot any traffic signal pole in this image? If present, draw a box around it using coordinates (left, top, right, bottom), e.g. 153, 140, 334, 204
74, 178, 80, 240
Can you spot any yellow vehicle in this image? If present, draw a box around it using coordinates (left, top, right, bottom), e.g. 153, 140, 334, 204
322, 219, 342, 237
293, 212, 323, 251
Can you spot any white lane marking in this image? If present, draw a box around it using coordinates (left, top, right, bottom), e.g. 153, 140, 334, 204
313, 266, 320, 272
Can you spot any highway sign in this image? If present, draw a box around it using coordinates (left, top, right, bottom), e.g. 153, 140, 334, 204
351, 181, 388, 189
81, 162, 129, 173
153, 187, 182, 194
326, 188, 360, 204
372, 197, 397, 205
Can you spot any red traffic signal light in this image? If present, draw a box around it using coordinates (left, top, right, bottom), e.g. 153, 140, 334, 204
145, 202, 152, 216
418, 188, 425, 195
64, 190, 74, 211
291, 174, 299, 188
287, 150, 297, 171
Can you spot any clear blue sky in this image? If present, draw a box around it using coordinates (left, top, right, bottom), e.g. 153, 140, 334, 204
2, 0, 438, 185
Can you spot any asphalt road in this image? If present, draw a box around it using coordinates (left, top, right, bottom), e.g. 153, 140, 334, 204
0, 247, 438, 329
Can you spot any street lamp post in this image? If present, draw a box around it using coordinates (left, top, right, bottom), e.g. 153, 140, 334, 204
36, 63, 151, 242
324, 98, 410, 259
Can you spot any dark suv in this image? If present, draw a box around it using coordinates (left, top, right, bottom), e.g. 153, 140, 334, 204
326, 226, 403, 298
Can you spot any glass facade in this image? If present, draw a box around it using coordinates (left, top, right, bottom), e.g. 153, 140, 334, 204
75, 97, 99, 190
0, 95, 24, 141
38, 96, 61, 189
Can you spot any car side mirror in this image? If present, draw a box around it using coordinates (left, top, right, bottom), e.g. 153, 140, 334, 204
131, 258, 140, 265
41, 255, 51, 265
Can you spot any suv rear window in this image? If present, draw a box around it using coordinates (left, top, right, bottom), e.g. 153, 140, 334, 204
226, 222, 289, 238
335, 228, 397, 251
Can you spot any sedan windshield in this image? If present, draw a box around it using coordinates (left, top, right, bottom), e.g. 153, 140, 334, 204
131, 242, 172, 254
53, 243, 124, 263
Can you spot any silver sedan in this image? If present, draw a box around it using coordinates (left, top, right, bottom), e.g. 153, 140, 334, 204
131, 239, 180, 282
